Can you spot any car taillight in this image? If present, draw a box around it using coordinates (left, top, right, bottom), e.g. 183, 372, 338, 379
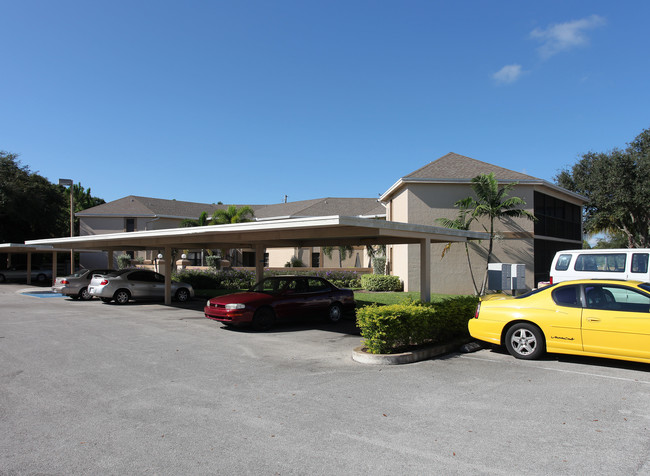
61, 279, 69, 284
99, 279, 109, 285
474, 303, 481, 319
549, 276, 553, 284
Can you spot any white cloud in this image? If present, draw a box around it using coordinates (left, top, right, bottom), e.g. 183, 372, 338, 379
530, 14, 606, 59
492, 64, 523, 84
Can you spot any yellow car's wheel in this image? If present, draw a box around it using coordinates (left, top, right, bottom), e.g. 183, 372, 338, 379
505, 323, 545, 360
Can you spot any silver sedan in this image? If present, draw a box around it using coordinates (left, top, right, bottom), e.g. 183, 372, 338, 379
88, 269, 194, 304
52, 268, 116, 300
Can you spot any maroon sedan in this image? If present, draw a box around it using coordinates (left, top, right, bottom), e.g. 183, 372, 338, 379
204, 276, 356, 331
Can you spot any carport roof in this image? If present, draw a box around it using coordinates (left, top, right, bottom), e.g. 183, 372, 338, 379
25, 215, 488, 250
0, 243, 75, 253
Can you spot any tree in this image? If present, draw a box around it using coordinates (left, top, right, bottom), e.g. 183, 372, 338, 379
435, 197, 480, 295
210, 205, 255, 265
211, 205, 255, 225
179, 211, 208, 228
322, 245, 354, 267
65, 182, 105, 235
0, 151, 68, 242
555, 127, 650, 248
454, 173, 535, 295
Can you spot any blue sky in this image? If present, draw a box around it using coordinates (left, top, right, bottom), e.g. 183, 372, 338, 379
1, 1, 648, 205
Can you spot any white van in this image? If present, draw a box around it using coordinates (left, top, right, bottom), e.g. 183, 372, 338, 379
550, 249, 650, 284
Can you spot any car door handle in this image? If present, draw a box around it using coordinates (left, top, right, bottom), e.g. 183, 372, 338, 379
586, 317, 600, 322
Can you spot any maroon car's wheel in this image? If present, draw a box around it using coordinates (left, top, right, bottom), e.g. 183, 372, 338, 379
327, 303, 343, 323
253, 308, 275, 331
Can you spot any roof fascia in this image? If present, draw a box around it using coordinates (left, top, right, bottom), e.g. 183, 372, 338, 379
380, 177, 587, 204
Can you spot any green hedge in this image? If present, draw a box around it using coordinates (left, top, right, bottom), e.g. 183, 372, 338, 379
174, 268, 364, 290
356, 295, 479, 354
174, 269, 256, 290
360, 274, 403, 292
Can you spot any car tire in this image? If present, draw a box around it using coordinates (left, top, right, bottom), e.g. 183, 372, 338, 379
114, 290, 131, 305
79, 287, 93, 301
0, 274, 5, 283
327, 303, 343, 323
36, 273, 46, 283
253, 308, 275, 331
101, 298, 112, 303
505, 323, 545, 360
175, 288, 190, 303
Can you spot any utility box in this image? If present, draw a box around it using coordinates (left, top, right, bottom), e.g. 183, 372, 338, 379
488, 263, 526, 291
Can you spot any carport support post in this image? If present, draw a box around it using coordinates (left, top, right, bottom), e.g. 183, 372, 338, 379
420, 237, 431, 303
164, 246, 172, 305
255, 244, 265, 283
107, 250, 114, 269
26, 252, 32, 285
51, 252, 57, 285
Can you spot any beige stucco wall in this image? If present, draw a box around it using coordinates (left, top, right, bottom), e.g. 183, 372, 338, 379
387, 183, 537, 295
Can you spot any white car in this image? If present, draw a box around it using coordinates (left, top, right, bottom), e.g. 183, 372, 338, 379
88, 269, 194, 304
52, 268, 116, 300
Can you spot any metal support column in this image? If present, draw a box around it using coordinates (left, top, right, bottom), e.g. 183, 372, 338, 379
164, 246, 172, 305
255, 244, 266, 284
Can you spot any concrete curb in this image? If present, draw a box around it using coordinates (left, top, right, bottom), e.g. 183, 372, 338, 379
352, 338, 474, 365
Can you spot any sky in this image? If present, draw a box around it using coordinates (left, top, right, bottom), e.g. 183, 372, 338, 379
1, 0, 649, 206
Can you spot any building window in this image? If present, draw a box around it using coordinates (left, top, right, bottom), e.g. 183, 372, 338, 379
533, 192, 581, 241
125, 218, 136, 232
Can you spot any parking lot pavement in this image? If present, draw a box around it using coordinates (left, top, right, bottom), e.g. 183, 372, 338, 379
3, 284, 650, 475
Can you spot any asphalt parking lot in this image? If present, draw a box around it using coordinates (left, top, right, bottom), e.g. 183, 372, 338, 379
2, 284, 650, 475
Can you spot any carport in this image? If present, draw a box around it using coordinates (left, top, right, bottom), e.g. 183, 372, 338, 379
25, 215, 487, 304
0, 243, 75, 284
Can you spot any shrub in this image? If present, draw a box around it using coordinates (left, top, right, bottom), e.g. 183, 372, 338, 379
117, 253, 132, 270
356, 295, 479, 354
205, 255, 221, 269
269, 269, 362, 288
174, 269, 256, 290
284, 257, 306, 267
361, 274, 403, 292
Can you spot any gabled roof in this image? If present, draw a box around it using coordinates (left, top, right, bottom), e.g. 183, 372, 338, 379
404, 152, 538, 181
76, 196, 262, 219
381, 152, 587, 204
77, 195, 385, 221
255, 198, 385, 220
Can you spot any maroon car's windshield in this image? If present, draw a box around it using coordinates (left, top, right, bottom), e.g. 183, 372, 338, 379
251, 278, 293, 295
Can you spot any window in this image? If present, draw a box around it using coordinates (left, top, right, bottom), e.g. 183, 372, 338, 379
125, 218, 136, 232
552, 285, 580, 307
585, 285, 650, 312
632, 253, 649, 274
555, 254, 572, 271
574, 253, 626, 272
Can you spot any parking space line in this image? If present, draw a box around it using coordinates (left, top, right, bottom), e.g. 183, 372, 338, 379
461, 354, 650, 384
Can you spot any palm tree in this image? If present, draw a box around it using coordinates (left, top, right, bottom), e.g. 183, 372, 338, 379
210, 205, 255, 265
322, 245, 354, 267
211, 205, 255, 225
469, 173, 536, 295
435, 197, 480, 295
179, 211, 209, 228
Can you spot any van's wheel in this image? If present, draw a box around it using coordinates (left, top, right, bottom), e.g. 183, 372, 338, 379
327, 303, 343, 323
0, 274, 5, 283
36, 273, 46, 283
79, 287, 93, 301
505, 323, 545, 360
114, 290, 131, 305
253, 308, 275, 331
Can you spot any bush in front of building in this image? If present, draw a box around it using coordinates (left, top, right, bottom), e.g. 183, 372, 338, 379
117, 253, 132, 269
356, 295, 478, 354
360, 274, 403, 292
174, 269, 256, 290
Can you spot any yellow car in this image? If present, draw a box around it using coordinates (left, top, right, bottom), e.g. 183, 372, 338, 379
469, 279, 650, 364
